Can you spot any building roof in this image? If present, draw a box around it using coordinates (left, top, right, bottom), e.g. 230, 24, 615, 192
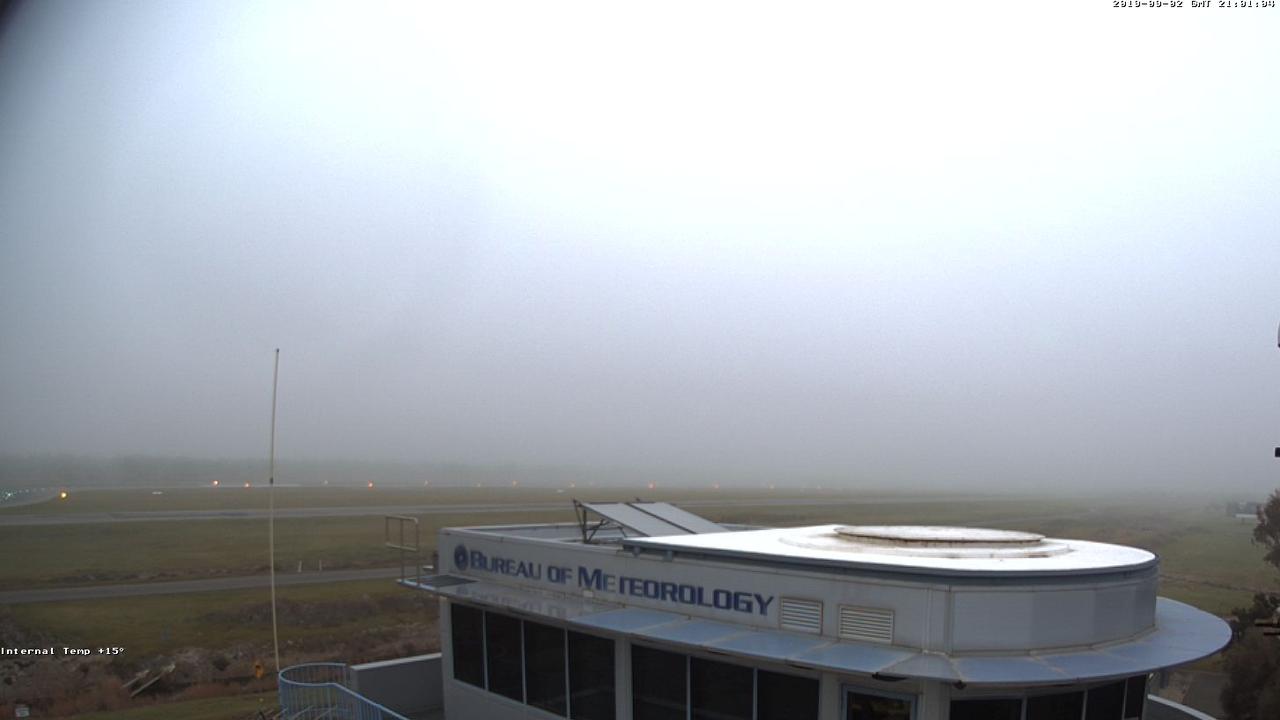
425, 508, 1230, 686
624, 524, 1157, 577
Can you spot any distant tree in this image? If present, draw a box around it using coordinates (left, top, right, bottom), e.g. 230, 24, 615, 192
1221, 488, 1280, 720
1228, 593, 1280, 640
1253, 489, 1280, 571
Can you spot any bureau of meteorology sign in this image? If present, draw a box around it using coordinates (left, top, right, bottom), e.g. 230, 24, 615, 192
453, 544, 774, 617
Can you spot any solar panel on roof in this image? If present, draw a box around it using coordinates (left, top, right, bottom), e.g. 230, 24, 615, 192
582, 502, 690, 536
581, 501, 725, 536
632, 502, 727, 533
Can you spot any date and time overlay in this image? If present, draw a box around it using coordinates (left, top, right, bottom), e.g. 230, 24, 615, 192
1112, 1, 1274, 7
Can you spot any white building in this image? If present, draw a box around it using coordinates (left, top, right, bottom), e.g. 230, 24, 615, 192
408, 501, 1229, 720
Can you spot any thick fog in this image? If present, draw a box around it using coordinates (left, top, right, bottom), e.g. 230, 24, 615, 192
1, 2, 1277, 493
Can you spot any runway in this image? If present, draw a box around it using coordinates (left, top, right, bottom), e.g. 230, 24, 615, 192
0, 566, 408, 604
0, 497, 853, 526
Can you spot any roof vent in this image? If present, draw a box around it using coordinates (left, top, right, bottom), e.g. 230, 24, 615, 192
839, 605, 894, 644
779, 597, 823, 634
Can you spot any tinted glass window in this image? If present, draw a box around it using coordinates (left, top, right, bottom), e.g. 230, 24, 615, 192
450, 603, 484, 687
757, 670, 819, 720
1086, 681, 1125, 720
1124, 676, 1147, 719
524, 620, 567, 716
569, 631, 615, 720
690, 657, 752, 720
485, 611, 523, 701
1027, 691, 1084, 720
632, 645, 686, 720
951, 698, 1023, 720
846, 691, 912, 720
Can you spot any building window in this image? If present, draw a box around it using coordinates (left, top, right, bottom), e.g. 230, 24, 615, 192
452, 604, 618, 719
485, 611, 524, 701
1026, 691, 1084, 720
524, 620, 567, 716
451, 603, 485, 688
690, 657, 753, 720
950, 680, 1149, 720
569, 631, 615, 720
757, 669, 820, 720
631, 644, 819, 720
846, 690, 913, 720
632, 645, 687, 720
1123, 676, 1147, 719
950, 698, 1022, 720
1086, 681, 1125, 720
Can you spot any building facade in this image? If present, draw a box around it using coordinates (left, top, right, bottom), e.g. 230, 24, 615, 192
410, 502, 1229, 720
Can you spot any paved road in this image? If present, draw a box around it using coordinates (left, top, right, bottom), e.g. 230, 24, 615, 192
0, 488, 57, 509
0, 497, 871, 526
0, 566, 409, 605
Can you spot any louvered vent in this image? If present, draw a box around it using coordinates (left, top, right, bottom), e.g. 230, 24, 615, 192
838, 605, 894, 644
778, 597, 823, 634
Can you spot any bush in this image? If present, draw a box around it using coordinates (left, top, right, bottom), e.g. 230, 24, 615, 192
1221, 630, 1280, 720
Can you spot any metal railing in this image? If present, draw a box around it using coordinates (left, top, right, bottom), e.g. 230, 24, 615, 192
278, 662, 411, 720
384, 515, 421, 588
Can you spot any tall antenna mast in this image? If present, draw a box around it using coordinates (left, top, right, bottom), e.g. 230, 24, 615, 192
268, 349, 281, 678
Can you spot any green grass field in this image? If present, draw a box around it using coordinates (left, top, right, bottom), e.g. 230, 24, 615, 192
1, 486, 1272, 718
2, 488, 1271, 614
1, 579, 435, 719
0, 487, 1025, 589
0, 485, 818, 515
0, 510, 571, 588
7, 578, 437, 659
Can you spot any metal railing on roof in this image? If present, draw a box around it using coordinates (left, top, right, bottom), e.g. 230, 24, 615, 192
384, 515, 422, 588
278, 662, 410, 720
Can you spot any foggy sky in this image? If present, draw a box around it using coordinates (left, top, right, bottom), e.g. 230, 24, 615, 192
1, 1, 1277, 493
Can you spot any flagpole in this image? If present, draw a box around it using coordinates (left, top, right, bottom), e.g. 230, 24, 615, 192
268, 349, 281, 677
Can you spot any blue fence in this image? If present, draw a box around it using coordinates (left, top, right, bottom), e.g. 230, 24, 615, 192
278, 662, 411, 720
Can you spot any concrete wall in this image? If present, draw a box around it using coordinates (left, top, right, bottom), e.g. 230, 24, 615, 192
351, 653, 443, 718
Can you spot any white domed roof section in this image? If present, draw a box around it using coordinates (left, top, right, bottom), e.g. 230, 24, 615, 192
791, 525, 1073, 559
835, 525, 1045, 545
629, 524, 1156, 576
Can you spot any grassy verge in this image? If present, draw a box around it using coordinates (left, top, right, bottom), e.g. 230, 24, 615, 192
3, 492, 1269, 614
0, 486, 813, 515
0, 491, 1040, 589
6, 579, 437, 659
0, 510, 570, 588
1, 579, 438, 718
